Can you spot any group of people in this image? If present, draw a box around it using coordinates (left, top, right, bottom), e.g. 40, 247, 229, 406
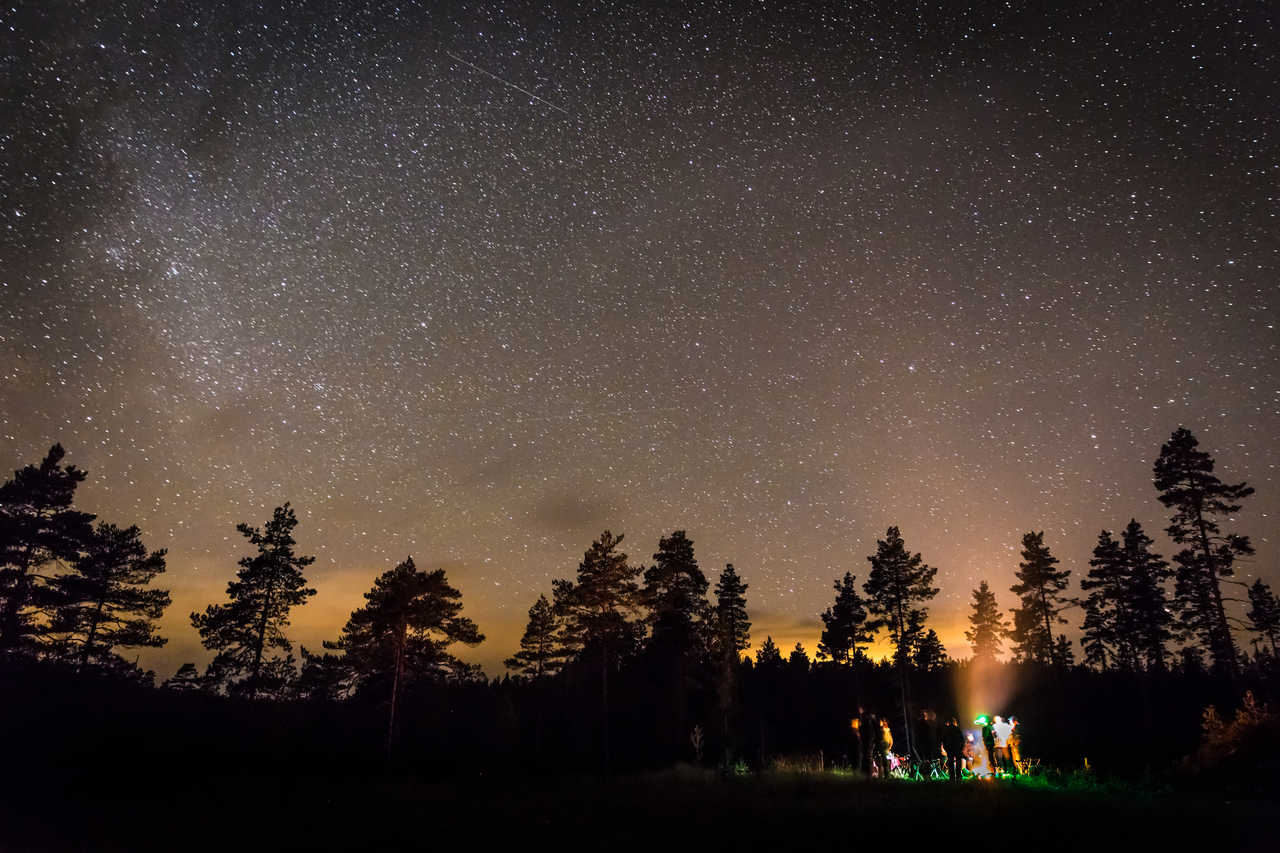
849, 707, 1020, 781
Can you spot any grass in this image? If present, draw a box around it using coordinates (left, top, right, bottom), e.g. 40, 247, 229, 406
4, 763, 1273, 852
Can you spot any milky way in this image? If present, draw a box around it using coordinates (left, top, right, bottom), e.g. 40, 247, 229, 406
3, 2, 1276, 674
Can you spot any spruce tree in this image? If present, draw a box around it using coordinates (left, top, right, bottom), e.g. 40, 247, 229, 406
190, 503, 316, 697
912, 628, 947, 672
1008, 531, 1071, 666
863, 526, 939, 756
1247, 580, 1280, 655
712, 563, 751, 660
1153, 427, 1254, 678
754, 635, 783, 667
51, 522, 170, 672
1120, 520, 1175, 671
965, 580, 1009, 661
788, 642, 811, 671
0, 445, 95, 652
505, 594, 560, 678
1081, 530, 1132, 671
817, 572, 872, 665
327, 557, 483, 754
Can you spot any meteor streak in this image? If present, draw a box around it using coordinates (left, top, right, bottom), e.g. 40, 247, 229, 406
445, 50, 569, 116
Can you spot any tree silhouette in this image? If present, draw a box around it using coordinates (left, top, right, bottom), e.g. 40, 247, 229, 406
554, 531, 643, 773
965, 580, 1009, 660
863, 526, 938, 757
1153, 427, 1254, 679
817, 572, 871, 665
163, 662, 203, 691
712, 563, 750, 766
1053, 634, 1075, 668
190, 503, 316, 697
754, 635, 783, 667
912, 628, 946, 672
0, 444, 95, 653
1082, 521, 1172, 672
326, 556, 483, 755
1247, 580, 1280, 655
788, 642, 810, 671
51, 522, 169, 672
505, 594, 560, 678
1009, 532, 1071, 666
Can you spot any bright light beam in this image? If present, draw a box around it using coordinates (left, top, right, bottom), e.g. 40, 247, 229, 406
445, 51, 570, 116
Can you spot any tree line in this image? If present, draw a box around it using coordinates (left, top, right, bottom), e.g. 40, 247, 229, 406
2, 427, 1277, 771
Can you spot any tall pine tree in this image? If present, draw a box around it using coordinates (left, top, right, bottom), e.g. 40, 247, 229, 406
1153, 427, 1254, 678
0, 445, 95, 653
51, 522, 170, 672
817, 572, 872, 665
1081, 530, 1133, 671
554, 530, 643, 773
863, 526, 938, 757
327, 557, 483, 755
191, 503, 316, 697
712, 563, 750, 764
1008, 531, 1071, 666
505, 594, 560, 678
965, 580, 1009, 660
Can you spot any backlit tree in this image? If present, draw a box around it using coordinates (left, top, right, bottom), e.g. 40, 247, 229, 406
965, 580, 1009, 661
1009, 531, 1071, 666
817, 572, 872, 665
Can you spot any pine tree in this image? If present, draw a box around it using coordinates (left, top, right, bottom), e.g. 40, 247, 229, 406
326, 556, 483, 754
788, 642, 810, 671
965, 580, 1009, 661
1008, 531, 1071, 666
1053, 634, 1075, 668
1153, 427, 1254, 678
190, 503, 316, 697
754, 635, 783, 667
163, 662, 203, 691
712, 563, 750, 766
863, 526, 939, 756
913, 628, 947, 672
1247, 580, 1280, 655
51, 522, 169, 672
817, 572, 872, 665
712, 563, 751, 660
1119, 520, 1175, 671
554, 530, 643, 773
505, 594, 560, 678
1081, 530, 1132, 670
642, 530, 710, 656
0, 444, 95, 652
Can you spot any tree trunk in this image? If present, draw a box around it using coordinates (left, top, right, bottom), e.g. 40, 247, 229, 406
600, 639, 610, 776
79, 594, 107, 672
387, 624, 405, 760
251, 584, 274, 696
1193, 498, 1239, 679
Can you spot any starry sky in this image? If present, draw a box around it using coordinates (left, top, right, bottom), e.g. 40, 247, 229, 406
3, 1, 1276, 677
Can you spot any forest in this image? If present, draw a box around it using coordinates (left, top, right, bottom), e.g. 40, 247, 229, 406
2, 426, 1278, 801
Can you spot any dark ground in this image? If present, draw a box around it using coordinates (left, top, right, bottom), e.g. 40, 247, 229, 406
3, 766, 1273, 852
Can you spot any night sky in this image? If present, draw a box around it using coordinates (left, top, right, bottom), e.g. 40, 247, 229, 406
3, 2, 1276, 677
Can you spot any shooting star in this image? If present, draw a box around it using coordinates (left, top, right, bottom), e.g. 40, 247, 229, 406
445, 50, 570, 116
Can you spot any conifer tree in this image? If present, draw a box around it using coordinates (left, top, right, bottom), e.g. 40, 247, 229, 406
1081, 530, 1132, 671
0, 444, 95, 652
754, 635, 783, 667
51, 522, 170, 672
1153, 427, 1254, 678
190, 503, 316, 697
327, 556, 483, 754
712, 563, 751, 661
712, 563, 750, 765
965, 580, 1009, 661
788, 642, 810, 671
505, 594, 560, 678
913, 628, 947, 672
1053, 634, 1075, 668
642, 530, 710, 657
863, 526, 939, 756
553, 531, 643, 773
1119, 520, 1175, 671
163, 662, 203, 691
1008, 531, 1071, 666
817, 572, 872, 665
1247, 580, 1280, 655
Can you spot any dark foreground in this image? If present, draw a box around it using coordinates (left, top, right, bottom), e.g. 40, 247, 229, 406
3, 768, 1274, 853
